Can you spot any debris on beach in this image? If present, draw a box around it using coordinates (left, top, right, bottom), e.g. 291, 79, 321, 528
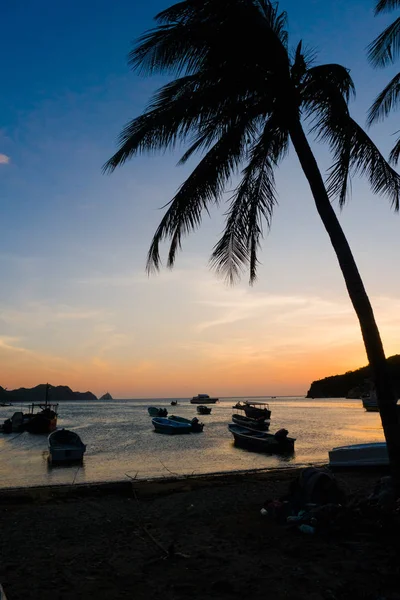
262, 467, 400, 537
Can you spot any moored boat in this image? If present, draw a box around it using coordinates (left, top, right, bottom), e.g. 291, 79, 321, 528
228, 424, 295, 454
23, 383, 58, 434
48, 428, 86, 464
190, 394, 219, 404
232, 413, 270, 431
148, 406, 168, 417
24, 403, 58, 434
361, 389, 378, 412
168, 415, 204, 432
170, 400, 178, 406
197, 405, 212, 415
329, 442, 388, 467
0, 411, 24, 434
242, 401, 271, 420
152, 417, 191, 434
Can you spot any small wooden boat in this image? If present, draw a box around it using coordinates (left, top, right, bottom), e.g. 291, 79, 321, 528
232, 413, 270, 431
197, 405, 212, 415
48, 429, 86, 464
168, 415, 204, 432
170, 400, 178, 406
190, 394, 219, 404
148, 406, 168, 417
329, 442, 388, 467
152, 417, 191, 434
228, 424, 295, 454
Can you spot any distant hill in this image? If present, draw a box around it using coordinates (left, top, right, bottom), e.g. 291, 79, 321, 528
306, 355, 400, 398
0, 384, 97, 403
99, 392, 113, 400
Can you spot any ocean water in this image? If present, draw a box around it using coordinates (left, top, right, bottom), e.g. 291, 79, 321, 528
0, 397, 385, 488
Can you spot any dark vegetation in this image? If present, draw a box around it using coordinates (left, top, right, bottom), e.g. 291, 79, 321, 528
307, 354, 400, 398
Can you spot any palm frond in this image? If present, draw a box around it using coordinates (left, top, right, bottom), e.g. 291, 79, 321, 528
389, 133, 400, 163
103, 73, 263, 173
301, 64, 356, 109
210, 118, 288, 284
146, 116, 256, 273
368, 72, 400, 124
314, 94, 400, 210
368, 17, 400, 67
375, 0, 400, 15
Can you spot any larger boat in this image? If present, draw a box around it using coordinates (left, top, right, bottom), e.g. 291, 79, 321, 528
228, 424, 295, 454
190, 394, 219, 404
24, 384, 58, 434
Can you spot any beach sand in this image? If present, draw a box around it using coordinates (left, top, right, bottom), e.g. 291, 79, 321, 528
0, 469, 399, 600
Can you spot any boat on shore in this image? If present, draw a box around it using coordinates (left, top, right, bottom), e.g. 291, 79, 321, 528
168, 415, 204, 432
48, 429, 86, 464
197, 405, 212, 415
228, 424, 295, 454
152, 417, 191, 434
190, 394, 219, 404
329, 442, 388, 467
231, 413, 270, 431
148, 406, 168, 417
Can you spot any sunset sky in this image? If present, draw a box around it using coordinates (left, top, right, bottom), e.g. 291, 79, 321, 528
1, 0, 400, 398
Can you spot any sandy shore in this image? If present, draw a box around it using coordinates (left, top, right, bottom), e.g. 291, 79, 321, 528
0, 468, 399, 600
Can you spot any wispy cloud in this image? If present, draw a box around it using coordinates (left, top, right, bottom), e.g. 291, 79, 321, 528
0, 154, 10, 165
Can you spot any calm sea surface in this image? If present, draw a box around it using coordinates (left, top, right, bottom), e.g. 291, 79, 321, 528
0, 397, 385, 488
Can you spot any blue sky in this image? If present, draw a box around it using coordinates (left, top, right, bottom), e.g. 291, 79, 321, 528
1, 0, 400, 397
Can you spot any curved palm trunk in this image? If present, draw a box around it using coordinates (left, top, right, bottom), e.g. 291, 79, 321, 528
289, 117, 400, 479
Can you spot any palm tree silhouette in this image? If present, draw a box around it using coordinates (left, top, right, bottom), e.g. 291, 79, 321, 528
368, 0, 400, 161
105, 0, 400, 474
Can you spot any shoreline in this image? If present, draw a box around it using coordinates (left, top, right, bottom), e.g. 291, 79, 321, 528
0, 462, 389, 504
0, 464, 309, 502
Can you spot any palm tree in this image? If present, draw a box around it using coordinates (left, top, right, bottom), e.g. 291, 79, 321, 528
105, 0, 400, 476
368, 0, 400, 162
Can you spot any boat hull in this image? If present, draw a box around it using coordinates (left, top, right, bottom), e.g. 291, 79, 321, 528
232, 414, 270, 431
25, 414, 57, 434
228, 424, 295, 454
168, 415, 204, 432
152, 417, 191, 434
148, 407, 168, 417
190, 397, 218, 404
197, 406, 212, 415
329, 442, 388, 467
48, 429, 86, 464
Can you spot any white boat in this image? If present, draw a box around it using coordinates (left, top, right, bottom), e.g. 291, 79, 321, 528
329, 442, 388, 467
190, 394, 219, 404
48, 428, 86, 464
